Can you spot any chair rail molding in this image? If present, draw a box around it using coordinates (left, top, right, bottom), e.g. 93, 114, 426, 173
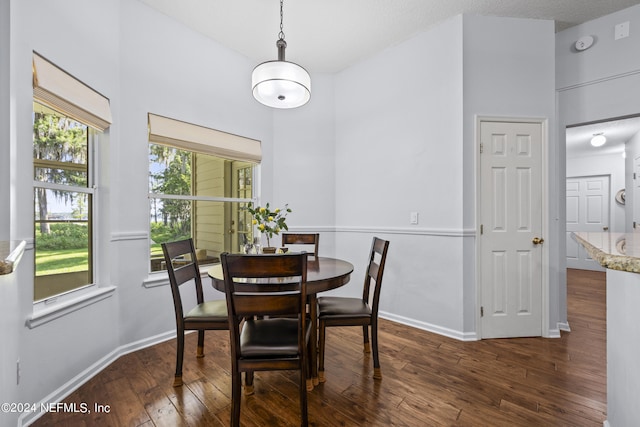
110, 231, 148, 242
335, 225, 476, 237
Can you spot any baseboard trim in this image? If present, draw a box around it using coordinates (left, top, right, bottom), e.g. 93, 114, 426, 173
380, 311, 478, 341
547, 328, 562, 338
19, 330, 176, 427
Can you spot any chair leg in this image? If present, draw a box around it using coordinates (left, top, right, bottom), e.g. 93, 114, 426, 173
174, 331, 185, 387
300, 357, 309, 426
244, 371, 254, 395
362, 324, 371, 353
371, 320, 381, 380
305, 337, 313, 391
196, 330, 205, 358
231, 369, 242, 427
307, 333, 314, 389
318, 320, 326, 383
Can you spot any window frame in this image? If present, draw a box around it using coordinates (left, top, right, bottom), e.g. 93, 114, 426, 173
32, 122, 99, 305
147, 143, 259, 274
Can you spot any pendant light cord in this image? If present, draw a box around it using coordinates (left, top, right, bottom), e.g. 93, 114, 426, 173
278, 0, 285, 41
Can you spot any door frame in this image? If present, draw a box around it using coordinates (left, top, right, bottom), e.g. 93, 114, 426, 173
475, 116, 550, 339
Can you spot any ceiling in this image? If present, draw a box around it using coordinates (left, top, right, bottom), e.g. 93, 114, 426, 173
139, 0, 640, 156
566, 116, 640, 159
139, 0, 640, 73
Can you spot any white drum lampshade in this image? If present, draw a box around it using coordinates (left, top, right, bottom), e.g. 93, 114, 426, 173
252, 60, 311, 109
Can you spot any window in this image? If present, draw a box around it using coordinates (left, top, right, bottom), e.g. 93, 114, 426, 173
148, 114, 261, 272
33, 103, 95, 301
31, 52, 111, 303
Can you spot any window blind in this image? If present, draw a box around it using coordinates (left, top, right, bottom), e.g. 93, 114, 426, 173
32, 53, 112, 131
148, 113, 261, 163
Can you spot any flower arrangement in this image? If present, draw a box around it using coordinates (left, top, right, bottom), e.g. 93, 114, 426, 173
245, 202, 291, 248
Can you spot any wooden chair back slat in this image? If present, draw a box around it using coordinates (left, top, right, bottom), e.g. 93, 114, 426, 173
281, 233, 320, 256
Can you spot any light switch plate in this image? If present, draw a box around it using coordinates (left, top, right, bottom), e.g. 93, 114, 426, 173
410, 212, 419, 225
615, 21, 630, 40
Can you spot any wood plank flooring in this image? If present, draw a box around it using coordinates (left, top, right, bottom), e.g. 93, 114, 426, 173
33, 268, 606, 426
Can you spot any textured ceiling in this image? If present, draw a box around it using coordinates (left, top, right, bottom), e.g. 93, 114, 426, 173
139, 0, 640, 155
139, 0, 640, 73
566, 116, 640, 159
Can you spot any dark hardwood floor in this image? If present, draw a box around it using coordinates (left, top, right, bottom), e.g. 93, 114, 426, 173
33, 268, 606, 426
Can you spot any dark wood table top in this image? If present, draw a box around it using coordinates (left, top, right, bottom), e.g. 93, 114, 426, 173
207, 256, 354, 294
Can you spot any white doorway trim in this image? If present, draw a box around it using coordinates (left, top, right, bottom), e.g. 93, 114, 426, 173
475, 116, 550, 339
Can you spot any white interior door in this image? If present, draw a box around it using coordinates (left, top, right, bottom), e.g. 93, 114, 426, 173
479, 121, 543, 339
566, 175, 609, 271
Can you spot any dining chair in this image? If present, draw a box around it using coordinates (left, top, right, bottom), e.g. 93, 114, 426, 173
281, 233, 320, 257
221, 252, 311, 427
161, 239, 228, 387
317, 237, 390, 382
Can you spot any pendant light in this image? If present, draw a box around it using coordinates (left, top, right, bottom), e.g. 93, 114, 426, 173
251, 0, 311, 109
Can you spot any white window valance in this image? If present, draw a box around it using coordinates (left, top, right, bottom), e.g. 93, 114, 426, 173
32, 53, 112, 131
148, 113, 261, 163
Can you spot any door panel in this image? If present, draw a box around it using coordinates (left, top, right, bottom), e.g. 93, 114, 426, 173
480, 121, 543, 338
565, 175, 609, 271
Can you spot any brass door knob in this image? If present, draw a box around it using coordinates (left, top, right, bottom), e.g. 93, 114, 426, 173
532, 237, 544, 245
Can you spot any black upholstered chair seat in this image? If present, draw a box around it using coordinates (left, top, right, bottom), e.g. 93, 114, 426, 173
184, 300, 227, 322
241, 318, 311, 357
318, 297, 371, 318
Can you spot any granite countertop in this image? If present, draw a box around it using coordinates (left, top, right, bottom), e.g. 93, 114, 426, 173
572, 232, 640, 273
0, 240, 26, 275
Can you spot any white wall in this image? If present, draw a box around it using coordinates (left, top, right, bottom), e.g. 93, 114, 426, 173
8, 2, 120, 425
332, 14, 555, 337
271, 73, 337, 252
0, 2, 21, 425
4, 0, 288, 425
3, 1, 340, 423
114, 0, 277, 346
334, 16, 468, 336
0, 0, 9, 242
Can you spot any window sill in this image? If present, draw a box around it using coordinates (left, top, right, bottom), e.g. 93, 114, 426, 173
27, 285, 116, 329
142, 272, 169, 288
0, 240, 26, 275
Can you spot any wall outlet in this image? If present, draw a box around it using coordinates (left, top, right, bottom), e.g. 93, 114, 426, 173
615, 21, 630, 40
410, 211, 419, 225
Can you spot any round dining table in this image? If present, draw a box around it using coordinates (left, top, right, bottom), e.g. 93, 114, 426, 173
208, 256, 354, 388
